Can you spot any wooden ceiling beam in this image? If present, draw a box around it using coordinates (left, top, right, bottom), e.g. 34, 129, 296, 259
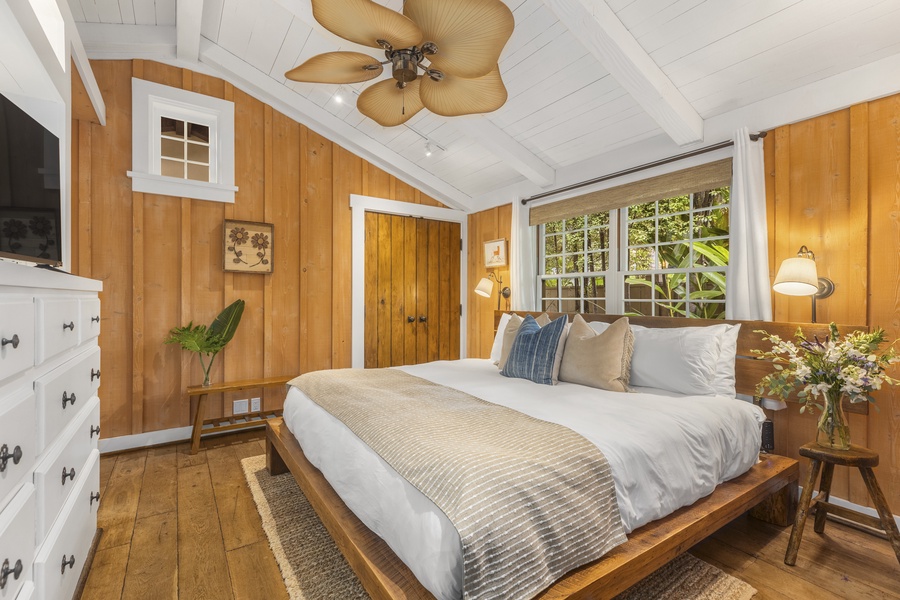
542, 0, 703, 146
176, 0, 204, 63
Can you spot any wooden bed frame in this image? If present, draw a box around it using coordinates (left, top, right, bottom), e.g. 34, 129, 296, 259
265, 313, 865, 599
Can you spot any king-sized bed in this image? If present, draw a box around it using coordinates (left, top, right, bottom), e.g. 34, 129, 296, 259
264, 312, 848, 599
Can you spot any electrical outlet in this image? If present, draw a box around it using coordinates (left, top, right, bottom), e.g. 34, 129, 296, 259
233, 399, 249, 414
250, 397, 261, 412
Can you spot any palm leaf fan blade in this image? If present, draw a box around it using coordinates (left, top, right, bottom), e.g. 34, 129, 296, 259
357, 78, 425, 127
207, 299, 245, 346
311, 0, 422, 49
404, 0, 514, 78
420, 65, 507, 117
285, 52, 383, 84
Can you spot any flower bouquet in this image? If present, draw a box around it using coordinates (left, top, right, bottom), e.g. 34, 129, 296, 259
754, 323, 899, 450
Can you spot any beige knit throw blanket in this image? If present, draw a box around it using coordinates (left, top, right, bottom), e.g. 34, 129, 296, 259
289, 369, 627, 600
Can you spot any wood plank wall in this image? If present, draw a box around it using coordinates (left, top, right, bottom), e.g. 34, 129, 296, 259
467, 93, 900, 513
467, 204, 512, 359
70, 60, 448, 440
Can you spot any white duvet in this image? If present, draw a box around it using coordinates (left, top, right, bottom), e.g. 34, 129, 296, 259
283, 359, 765, 600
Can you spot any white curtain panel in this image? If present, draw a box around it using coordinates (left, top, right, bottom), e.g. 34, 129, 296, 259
726, 127, 773, 321
510, 199, 537, 311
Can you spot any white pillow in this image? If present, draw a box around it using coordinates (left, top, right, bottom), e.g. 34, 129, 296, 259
711, 323, 740, 398
629, 325, 726, 396
490, 313, 512, 364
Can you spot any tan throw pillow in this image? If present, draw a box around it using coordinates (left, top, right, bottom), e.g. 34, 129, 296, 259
498, 313, 551, 370
559, 315, 634, 392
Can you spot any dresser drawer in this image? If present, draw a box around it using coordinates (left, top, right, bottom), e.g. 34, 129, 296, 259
33, 347, 100, 456
0, 389, 36, 511
33, 397, 100, 544
34, 299, 80, 366
0, 484, 35, 600
33, 451, 98, 600
77, 299, 100, 346
0, 300, 34, 386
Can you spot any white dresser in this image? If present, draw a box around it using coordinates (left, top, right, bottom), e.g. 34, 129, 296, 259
0, 262, 102, 600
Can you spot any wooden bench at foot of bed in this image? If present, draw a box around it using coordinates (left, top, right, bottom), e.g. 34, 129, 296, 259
266, 417, 799, 600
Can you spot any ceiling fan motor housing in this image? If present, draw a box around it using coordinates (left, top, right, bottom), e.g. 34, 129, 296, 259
390, 49, 423, 84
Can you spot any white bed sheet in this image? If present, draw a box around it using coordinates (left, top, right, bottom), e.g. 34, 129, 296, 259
283, 359, 765, 600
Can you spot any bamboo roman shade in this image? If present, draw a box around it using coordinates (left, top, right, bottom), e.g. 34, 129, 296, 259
529, 158, 733, 226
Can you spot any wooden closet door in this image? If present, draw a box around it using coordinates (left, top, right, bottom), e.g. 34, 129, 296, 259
364, 213, 460, 368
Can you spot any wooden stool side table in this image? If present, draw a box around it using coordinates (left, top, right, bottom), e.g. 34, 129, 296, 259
187, 375, 294, 454
785, 442, 900, 567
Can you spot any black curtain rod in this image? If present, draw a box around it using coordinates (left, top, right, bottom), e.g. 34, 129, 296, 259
521, 131, 767, 205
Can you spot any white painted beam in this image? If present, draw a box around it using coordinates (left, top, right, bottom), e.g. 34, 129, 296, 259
59, 0, 106, 125
455, 116, 555, 187
199, 40, 472, 210
176, 0, 204, 63
77, 23, 177, 59
542, 0, 703, 146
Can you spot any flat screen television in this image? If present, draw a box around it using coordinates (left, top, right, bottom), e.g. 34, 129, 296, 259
0, 91, 62, 266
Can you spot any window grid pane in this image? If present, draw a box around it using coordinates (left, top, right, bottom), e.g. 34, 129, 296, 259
539, 186, 729, 318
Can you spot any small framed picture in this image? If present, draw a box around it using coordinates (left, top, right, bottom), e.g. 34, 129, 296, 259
483, 238, 507, 268
224, 219, 273, 274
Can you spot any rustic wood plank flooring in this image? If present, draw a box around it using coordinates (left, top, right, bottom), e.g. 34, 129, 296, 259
80, 432, 900, 600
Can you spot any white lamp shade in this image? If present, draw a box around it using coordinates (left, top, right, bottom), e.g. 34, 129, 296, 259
773, 257, 819, 296
474, 277, 493, 298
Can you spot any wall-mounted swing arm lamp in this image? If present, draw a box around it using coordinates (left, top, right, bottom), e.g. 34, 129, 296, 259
772, 245, 835, 323
474, 272, 511, 311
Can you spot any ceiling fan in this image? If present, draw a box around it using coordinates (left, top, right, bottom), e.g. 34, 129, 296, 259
285, 0, 515, 127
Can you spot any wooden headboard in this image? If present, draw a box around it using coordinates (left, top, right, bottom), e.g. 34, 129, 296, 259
494, 311, 869, 414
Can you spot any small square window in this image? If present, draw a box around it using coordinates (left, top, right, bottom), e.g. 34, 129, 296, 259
157, 116, 211, 183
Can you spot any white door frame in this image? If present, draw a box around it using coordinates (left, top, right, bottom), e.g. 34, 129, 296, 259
350, 194, 468, 368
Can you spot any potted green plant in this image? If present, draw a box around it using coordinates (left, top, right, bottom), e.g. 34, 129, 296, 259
165, 299, 245, 387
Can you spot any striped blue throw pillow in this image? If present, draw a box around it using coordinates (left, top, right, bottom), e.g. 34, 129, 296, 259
501, 315, 567, 385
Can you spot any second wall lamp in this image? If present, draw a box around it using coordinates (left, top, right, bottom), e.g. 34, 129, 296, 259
474, 272, 510, 311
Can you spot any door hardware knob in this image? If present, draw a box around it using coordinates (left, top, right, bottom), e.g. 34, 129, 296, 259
62, 391, 76, 408
0, 559, 23, 589
60, 554, 75, 574
91, 315, 100, 323
0, 334, 19, 349
407, 316, 415, 323
419, 315, 427, 322
0, 444, 22, 472
63, 321, 75, 331
91, 425, 101, 439
62, 467, 76, 485
90, 492, 101, 506
91, 368, 101, 381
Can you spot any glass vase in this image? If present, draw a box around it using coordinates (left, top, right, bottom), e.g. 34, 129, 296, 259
816, 391, 851, 450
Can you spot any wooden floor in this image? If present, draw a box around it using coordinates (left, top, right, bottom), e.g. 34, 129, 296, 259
80, 431, 900, 600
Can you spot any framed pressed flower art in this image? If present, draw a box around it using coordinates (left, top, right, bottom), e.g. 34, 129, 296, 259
224, 219, 273, 273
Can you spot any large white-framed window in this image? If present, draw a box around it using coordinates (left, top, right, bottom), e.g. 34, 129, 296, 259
538, 186, 730, 318
128, 78, 237, 203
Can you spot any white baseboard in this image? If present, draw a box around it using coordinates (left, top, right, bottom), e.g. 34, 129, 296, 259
99, 426, 193, 454
799, 485, 900, 530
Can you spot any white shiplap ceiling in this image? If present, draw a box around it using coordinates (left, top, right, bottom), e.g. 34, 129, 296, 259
71, 0, 900, 211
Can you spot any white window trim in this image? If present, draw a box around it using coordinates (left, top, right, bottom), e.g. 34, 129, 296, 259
128, 78, 237, 203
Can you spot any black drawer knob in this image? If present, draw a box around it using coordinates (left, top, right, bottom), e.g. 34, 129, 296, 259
0, 334, 19, 349
60, 554, 75, 574
91, 425, 101, 439
91, 315, 100, 323
90, 492, 101, 506
91, 368, 101, 381
62, 391, 76, 408
63, 321, 75, 331
61, 467, 76, 485
0, 558, 23, 589
0, 444, 22, 472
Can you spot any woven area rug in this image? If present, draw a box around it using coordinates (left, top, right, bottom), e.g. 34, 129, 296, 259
241, 455, 756, 600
